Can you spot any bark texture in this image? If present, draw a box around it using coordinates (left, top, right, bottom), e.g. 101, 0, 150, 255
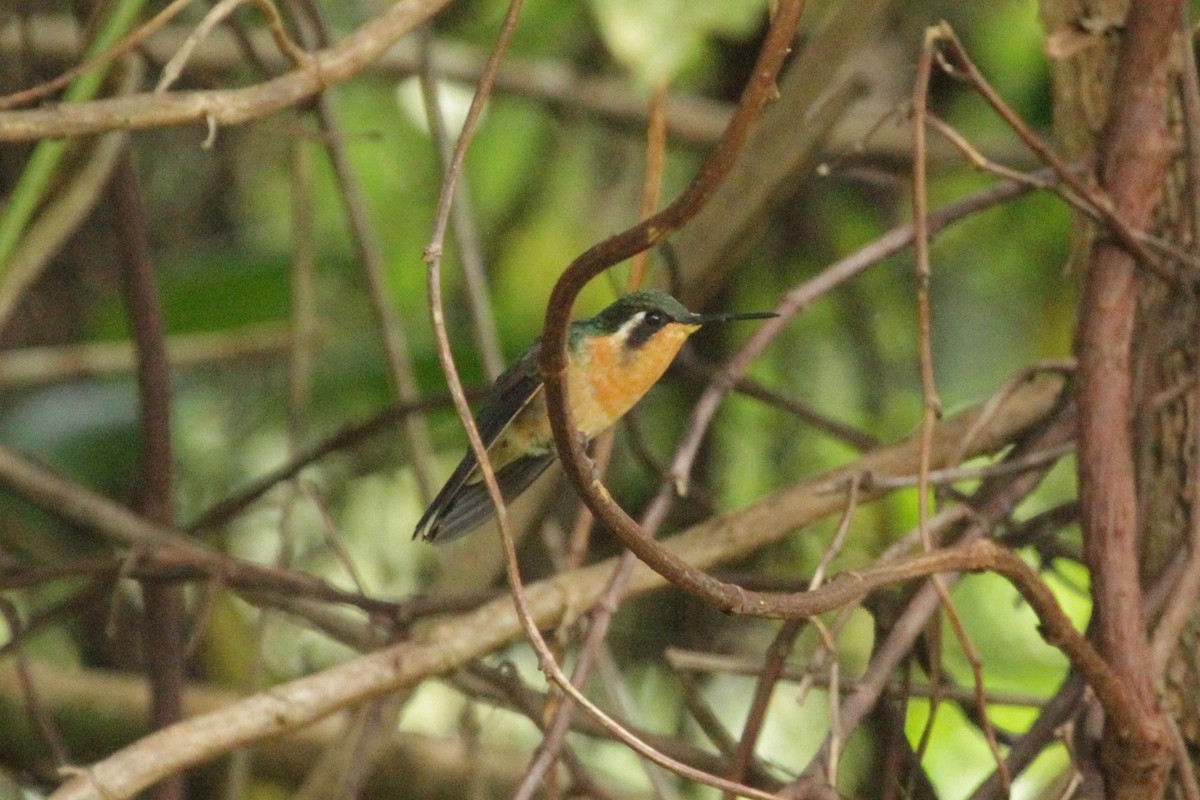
1042, 0, 1198, 794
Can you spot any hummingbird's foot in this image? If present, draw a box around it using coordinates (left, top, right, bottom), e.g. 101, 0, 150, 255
575, 433, 601, 481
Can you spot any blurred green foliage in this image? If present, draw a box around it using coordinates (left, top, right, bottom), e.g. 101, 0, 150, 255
0, 0, 1084, 797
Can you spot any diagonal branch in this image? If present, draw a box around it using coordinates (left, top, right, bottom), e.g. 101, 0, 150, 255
0, 0, 454, 141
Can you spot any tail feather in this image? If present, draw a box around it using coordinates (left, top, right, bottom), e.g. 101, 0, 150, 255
414, 454, 556, 542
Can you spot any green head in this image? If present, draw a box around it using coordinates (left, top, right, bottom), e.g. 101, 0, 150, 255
570, 289, 776, 352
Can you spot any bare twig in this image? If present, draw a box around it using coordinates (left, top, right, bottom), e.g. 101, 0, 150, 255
933, 24, 1174, 283
0, 15, 735, 145
666, 171, 1045, 502
0, 57, 142, 335
154, 0, 309, 94
517, 5, 814, 793
912, 32, 1006, 788
0, 444, 405, 616
724, 619, 802, 799
668, 649, 1050, 707
851, 442, 1074, 490
538, 0, 806, 608
417, 30, 504, 380
1166, 713, 1200, 800
0, 0, 190, 110
0, 322, 290, 387
292, 2, 440, 501
184, 392, 466, 533
924, 112, 1200, 273
805, 400, 1075, 778
674, 352, 879, 452
627, 84, 668, 290
458, 662, 755, 784
109, 144, 185, 800
0, 0, 455, 141
516, 83, 673, 795
967, 673, 1085, 800
299, 484, 369, 598
0, 601, 72, 768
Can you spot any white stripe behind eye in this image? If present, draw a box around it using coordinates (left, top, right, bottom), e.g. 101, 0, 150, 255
614, 311, 646, 342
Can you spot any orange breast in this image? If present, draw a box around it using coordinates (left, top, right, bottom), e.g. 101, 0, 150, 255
485, 324, 699, 470
568, 324, 698, 437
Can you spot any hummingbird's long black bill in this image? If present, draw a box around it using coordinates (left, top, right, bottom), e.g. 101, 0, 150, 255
691, 310, 779, 325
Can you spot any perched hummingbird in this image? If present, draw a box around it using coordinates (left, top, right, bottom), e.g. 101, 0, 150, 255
413, 289, 776, 543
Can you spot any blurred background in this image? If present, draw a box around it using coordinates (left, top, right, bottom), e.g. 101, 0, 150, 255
0, 1, 1088, 798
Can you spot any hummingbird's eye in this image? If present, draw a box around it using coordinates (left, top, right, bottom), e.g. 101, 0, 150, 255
624, 308, 671, 351
643, 309, 667, 328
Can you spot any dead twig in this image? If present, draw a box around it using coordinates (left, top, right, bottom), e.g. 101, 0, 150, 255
0, 0, 455, 141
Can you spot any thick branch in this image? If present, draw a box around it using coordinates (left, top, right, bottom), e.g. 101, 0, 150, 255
1074, 0, 1179, 794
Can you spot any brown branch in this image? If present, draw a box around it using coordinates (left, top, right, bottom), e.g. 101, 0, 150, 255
457, 662, 771, 789
673, 352, 880, 452
0, 0, 453, 141
725, 477, 859, 795
803, 398, 1076, 776
154, 0, 309, 94
1073, 1, 1180, 795
535, 27, 1074, 646
911, 29, 1008, 790
1, 15, 734, 146
183, 392, 465, 532
664, 170, 1044, 502
967, 672, 1085, 800
924, 112, 1200, 274
0, 322, 290, 387
0, 444, 405, 617
516, 79, 673, 797
627, 84, 668, 290
668, 649, 1052, 708
0, 660, 587, 798
294, 7, 440, 502
416, 29, 505, 380
669, 0, 888, 306
0, 600, 73, 769
724, 619, 802, 798
109, 149, 186, 800
60, 547, 1070, 800
0, 0, 192, 111
538, 0, 803, 601
909, 34, 950, 785
409, 2, 668, 797
933, 24, 1176, 283
418, 0, 523, 584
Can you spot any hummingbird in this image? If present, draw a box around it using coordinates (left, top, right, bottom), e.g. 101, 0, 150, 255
413, 289, 776, 543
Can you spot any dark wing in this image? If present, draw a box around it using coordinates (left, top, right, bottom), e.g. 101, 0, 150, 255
474, 343, 543, 445
413, 344, 545, 542
417, 453, 556, 543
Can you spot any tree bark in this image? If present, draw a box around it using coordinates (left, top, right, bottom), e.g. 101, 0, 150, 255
1042, 0, 1195, 795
